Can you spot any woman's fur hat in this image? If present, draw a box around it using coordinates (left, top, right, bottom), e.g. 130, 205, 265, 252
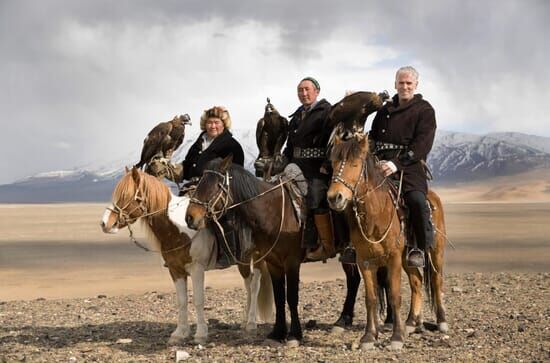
200, 106, 232, 130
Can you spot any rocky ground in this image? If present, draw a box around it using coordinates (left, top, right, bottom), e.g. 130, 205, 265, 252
1, 272, 548, 362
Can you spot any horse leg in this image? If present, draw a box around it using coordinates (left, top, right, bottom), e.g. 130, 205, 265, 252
377, 266, 394, 328
189, 263, 208, 344
168, 275, 191, 345
266, 263, 287, 342
239, 264, 261, 332
429, 249, 448, 332
359, 267, 378, 350
285, 262, 302, 347
404, 258, 424, 334
388, 255, 404, 350
332, 262, 360, 334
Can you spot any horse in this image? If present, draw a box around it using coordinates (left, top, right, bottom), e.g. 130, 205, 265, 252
185, 156, 373, 346
100, 167, 274, 345
326, 132, 448, 350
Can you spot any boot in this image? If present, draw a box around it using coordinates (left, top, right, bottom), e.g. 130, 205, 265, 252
405, 194, 433, 268
215, 219, 238, 269
339, 246, 357, 264
306, 213, 336, 261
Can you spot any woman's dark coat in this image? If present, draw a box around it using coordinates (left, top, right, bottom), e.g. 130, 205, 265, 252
369, 94, 436, 194
182, 129, 244, 181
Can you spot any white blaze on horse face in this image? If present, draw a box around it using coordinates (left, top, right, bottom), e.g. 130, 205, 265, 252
101, 205, 119, 233
168, 196, 196, 236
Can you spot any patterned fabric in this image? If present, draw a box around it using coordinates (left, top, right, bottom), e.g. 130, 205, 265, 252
374, 141, 408, 152
292, 147, 326, 159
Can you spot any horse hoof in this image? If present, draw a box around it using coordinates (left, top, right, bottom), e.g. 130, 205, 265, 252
193, 337, 207, 345
286, 339, 300, 348
382, 323, 393, 332
438, 322, 449, 333
390, 341, 403, 350
167, 335, 188, 346
405, 325, 416, 334
245, 322, 258, 332
331, 326, 345, 335
360, 342, 375, 351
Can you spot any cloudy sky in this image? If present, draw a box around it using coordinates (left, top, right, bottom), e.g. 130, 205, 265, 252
1, 0, 548, 184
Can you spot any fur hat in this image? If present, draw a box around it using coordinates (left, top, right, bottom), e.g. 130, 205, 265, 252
200, 106, 232, 130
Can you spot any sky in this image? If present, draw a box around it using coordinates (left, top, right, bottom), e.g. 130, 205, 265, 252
1, 0, 548, 184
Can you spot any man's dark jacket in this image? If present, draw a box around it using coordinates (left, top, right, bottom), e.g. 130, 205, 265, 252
182, 129, 244, 181
369, 94, 436, 194
283, 99, 332, 180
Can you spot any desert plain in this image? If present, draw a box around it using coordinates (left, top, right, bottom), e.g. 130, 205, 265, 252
0, 180, 549, 361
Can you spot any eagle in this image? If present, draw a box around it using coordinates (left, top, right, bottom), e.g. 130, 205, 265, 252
254, 98, 289, 179
327, 91, 390, 137
135, 114, 191, 169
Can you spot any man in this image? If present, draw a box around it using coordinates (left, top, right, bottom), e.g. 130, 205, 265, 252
369, 66, 436, 268
283, 77, 335, 261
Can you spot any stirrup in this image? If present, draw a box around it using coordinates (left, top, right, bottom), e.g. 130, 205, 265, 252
407, 248, 425, 268
338, 247, 357, 264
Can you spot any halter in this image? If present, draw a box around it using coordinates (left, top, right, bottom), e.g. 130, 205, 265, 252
331, 154, 398, 245
189, 168, 295, 266
189, 170, 233, 220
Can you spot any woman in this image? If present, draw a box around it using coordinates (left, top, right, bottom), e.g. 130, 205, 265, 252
182, 106, 244, 182
148, 106, 244, 268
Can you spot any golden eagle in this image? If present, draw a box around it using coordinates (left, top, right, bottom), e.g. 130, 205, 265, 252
135, 114, 191, 169
328, 91, 390, 135
254, 98, 289, 179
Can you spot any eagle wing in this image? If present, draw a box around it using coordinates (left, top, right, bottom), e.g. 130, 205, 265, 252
136, 121, 173, 169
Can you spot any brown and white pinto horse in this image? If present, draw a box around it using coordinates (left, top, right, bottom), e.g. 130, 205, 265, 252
327, 132, 448, 350
100, 167, 273, 345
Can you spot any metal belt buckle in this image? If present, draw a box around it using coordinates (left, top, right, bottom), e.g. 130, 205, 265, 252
293, 147, 302, 158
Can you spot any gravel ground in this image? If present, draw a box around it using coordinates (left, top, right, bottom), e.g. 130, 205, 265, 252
1, 272, 548, 362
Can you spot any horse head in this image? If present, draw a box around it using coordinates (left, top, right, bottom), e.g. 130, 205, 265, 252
186, 155, 234, 230
101, 167, 170, 233
327, 131, 377, 212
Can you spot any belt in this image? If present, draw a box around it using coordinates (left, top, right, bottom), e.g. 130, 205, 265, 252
293, 147, 326, 159
374, 141, 408, 152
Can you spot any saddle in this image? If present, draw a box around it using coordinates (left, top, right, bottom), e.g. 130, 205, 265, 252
269, 163, 308, 227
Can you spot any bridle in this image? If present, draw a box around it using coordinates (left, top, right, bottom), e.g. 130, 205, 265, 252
188, 167, 295, 266
109, 186, 149, 227
189, 170, 233, 220
331, 151, 399, 245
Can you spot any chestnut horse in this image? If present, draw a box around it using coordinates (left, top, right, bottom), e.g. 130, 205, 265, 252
327, 132, 448, 350
185, 156, 371, 346
100, 167, 273, 345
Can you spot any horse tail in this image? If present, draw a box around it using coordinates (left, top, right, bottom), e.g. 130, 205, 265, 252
257, 260, 274, 323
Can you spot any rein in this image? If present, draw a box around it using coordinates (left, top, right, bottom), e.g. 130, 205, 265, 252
111, 180, 189, 254
332, 155, 401, 245
191, 169, 295, 266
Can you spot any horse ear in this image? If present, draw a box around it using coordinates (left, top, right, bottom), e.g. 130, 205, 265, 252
220, 154, 233, 172
125, 166, 130, 174
131, 166, 141, 183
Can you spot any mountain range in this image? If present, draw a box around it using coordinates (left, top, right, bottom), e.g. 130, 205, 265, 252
1, 130, 549, 203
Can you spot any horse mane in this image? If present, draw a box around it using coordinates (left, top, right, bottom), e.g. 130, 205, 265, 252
206, 159, 262, 203
112, 170, 171, 213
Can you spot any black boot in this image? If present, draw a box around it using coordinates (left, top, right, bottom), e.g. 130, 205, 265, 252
214, 218, 238, 269
339, 246, 357, 264
404, 191, 433, 268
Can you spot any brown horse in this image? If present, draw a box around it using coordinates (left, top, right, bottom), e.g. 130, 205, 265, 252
327, 132, 448, 350
185, 156, 372, 346
100, 167, 273, 345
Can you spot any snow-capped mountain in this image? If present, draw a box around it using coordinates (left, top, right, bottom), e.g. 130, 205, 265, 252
1, 130, 550, 202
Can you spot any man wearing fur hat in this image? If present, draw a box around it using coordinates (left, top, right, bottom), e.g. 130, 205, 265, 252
283, 77, 336, 261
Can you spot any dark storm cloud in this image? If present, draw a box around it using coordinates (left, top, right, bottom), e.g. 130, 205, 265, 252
0, 0, 547, 184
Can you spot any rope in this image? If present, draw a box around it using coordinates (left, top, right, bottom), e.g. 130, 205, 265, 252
211, 176, 287, 266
